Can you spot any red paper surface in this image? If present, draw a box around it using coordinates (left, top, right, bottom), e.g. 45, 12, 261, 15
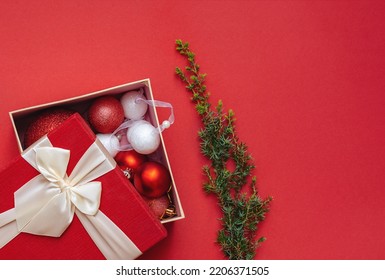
1, 1, 385, 260
0, 114, 167, 259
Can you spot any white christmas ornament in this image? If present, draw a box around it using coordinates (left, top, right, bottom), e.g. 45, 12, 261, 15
96, 133, 120, 157
126, 120, 160, 154
120, 89, 148, 120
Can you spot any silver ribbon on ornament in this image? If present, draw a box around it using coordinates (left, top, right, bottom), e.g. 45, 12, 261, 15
0, 136, 142, 259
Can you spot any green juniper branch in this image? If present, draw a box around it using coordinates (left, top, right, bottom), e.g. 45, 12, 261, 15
175, 39, 272, 260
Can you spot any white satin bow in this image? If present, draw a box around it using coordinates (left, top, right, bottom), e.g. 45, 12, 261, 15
0, 136, 143, 259
15, 144, 108, 237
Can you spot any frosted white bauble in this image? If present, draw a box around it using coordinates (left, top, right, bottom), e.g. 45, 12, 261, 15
127, 120, 160, 154
120, 90, 148, 120
96, 133, 120, 157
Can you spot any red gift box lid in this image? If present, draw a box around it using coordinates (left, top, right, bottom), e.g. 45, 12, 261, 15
0, 113, 167, 259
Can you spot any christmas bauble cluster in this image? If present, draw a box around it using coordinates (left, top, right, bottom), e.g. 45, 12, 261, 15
88, 91, 173, 219
23, 90, 174, 220
88, 90, 161, 156
115, 150, 172, 219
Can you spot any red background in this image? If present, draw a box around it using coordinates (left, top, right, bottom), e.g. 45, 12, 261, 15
1, 1, 385, 260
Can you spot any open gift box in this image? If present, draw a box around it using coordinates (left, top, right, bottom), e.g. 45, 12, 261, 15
0, 79, 184, 259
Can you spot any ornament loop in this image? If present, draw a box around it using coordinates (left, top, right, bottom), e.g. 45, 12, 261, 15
135, 97, 174, 132
133, 88, 145, 104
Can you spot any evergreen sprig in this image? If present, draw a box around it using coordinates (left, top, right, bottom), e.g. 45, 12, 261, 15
175, 39, 272, 260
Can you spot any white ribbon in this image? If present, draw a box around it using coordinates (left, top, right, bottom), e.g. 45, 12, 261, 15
135, 97, 175, 132
110, 96, 174, 151
0, 136, 142, 259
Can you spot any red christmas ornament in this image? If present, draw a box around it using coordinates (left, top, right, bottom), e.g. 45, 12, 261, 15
114, 150, 147, 179
24, 108, 74, 148
134, 161, 171, 198
88, 96, 124, 133
143, 195, 170, 219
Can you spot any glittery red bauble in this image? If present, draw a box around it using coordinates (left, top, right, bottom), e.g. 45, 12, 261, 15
115, 150, 148, 179
24, 108, 74, 148
88, 96, 124, 133
143, 195, 170, 219
134, 161, 171, 198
